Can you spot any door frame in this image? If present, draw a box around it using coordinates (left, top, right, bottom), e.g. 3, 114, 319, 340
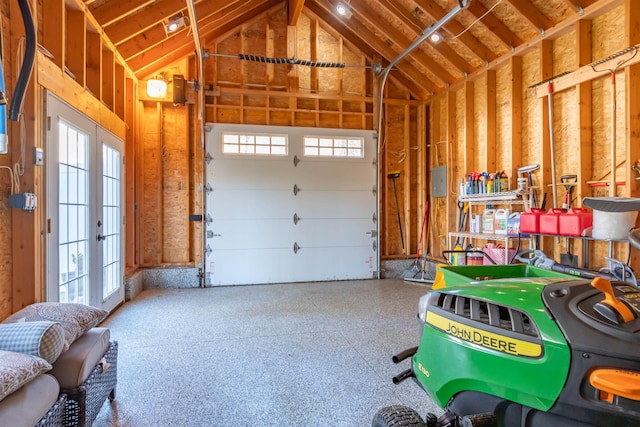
45, 92, 125, 311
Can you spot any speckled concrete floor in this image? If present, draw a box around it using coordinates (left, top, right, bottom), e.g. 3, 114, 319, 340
93, 279, 442, 427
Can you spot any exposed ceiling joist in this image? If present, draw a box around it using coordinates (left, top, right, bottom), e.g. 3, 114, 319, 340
306, 1, 433, 99
377, 0, 474, 75
413, 0, 496, 64
84, 0, 625, 102
350, 0, 457, 86
466, 1, 522, 49
133, 0, 281, 78
503, 0, 554, 33
288, 0, 305, 25
89, 0, 156, 27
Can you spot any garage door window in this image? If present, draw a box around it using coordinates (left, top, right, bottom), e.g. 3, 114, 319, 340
222, 133, 288, 155
303, 136, 364, 158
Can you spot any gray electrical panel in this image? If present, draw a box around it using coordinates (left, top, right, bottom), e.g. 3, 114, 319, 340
431, 166, 447, 197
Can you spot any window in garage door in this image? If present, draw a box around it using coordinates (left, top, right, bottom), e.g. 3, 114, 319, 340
205, 124, 377, 286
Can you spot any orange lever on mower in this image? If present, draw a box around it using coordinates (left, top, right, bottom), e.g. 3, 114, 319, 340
590, 369, 640, 403
591, 277, 636, 323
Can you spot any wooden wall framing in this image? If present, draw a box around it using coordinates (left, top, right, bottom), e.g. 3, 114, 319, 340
429, 3, 639, 273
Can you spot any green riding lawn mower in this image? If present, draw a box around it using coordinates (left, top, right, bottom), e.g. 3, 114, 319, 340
374, 228, 640, 426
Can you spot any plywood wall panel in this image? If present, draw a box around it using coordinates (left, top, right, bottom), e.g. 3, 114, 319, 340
454, 88, 465, 194
217, 31, 242, 85
268, 8, 289, 89
269, 111, 293, 126
297, 14, 312, 92
243, 18, 268, 87
162, 106, 190, 263
216, 109, 242, 124
141, 103, 162, 264
317, 27, 341, 94
553, 32, 579, 198
383, 103, 408, 256
591, 7, 626, 187
522, 49, 543, 173
473, 76, 487, 171
343, 48, 365, 96
496, 64, 511, 176
0, 198, 11, 319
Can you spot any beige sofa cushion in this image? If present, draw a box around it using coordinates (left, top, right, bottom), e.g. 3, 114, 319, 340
0, 350, 51, 401
50, 327, 110, 388
0, 373, 59, 427
2, 303, 107, 351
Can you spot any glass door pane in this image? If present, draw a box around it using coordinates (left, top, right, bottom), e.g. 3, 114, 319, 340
58, 121, 90, 304
102, 144, 121, 300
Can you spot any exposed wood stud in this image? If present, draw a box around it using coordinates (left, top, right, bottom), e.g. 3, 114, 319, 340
625, 0, 640, 269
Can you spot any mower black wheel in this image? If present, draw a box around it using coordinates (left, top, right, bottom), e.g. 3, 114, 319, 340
460, 412, 497, 427
372, 405, 426, 427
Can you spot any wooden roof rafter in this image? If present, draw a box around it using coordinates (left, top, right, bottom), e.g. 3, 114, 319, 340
349, 0, 457, 86
132, 0, 282, 78
117, 0, 259, 61
89, 0, 157, 27
466, 1, 523, 50
412, 0, 497, 64
305, 1, 434, 99
502, 0, 554, 34
289, 0, 306, 25
378, 0, 474, 76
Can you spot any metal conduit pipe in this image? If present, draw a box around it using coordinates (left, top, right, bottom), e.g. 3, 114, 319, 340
186, 0, 208, 287
373, 0, 470, 278
10, 0, 36, 122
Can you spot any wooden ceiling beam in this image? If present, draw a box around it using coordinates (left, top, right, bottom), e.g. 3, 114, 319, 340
378, 0, 473, 75
349, 0, 455, 86
117, 23, 167, 61
106, 0, 243, 45
305, 1, 433, 99
89, 0, 156, 27
288, 0, 305, 26
466, 1, 523, 49
132, 0, 280, 78
118, 0, 257, 60
502, 0, 554, 33
413, 0, 496, 64
105, 0, 186, 44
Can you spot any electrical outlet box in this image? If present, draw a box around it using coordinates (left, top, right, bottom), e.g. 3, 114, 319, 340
9, 192, 37, 212
32, 147, 44, 166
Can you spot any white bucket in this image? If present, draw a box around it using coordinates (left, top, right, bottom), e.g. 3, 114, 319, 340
592, 210, 638, 240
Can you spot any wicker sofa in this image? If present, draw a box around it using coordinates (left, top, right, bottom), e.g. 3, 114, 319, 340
0, 303, 117, 427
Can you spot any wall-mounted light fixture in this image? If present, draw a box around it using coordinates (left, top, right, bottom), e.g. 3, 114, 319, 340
336, 2, 353, 19
165, 14, 188, 34
147, 78, 167, 98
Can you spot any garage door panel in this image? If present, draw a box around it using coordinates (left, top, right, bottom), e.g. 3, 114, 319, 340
211, 219, 294, 249
209, 249, 296, 285
294, 191, 375, 218
293, 161, 375, 189
210, 190, 293, 219
294, 219, 373, 246
290, 247, 375, 281
212, 158, 293, 189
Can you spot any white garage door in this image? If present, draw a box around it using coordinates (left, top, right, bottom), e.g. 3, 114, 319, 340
205, 124, 377, 286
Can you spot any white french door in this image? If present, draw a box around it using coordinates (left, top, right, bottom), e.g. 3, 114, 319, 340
46, 93, 124, 312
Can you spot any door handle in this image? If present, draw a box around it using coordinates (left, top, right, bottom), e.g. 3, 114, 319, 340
96, 234, 106, 241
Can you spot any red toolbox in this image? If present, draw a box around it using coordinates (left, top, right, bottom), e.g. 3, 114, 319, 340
539, 208, 564, 235
520, 208, 544, 234
559, 207, 593, 236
